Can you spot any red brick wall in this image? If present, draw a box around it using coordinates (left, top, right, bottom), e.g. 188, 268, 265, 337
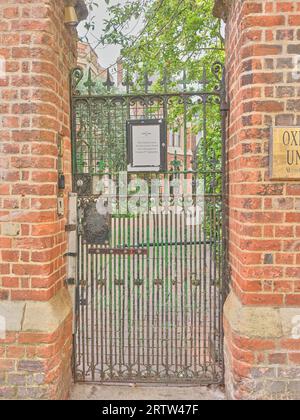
0, 0, 77, 399
0, 0, 76, 301
224, 0, 300, 399
0, 313, 72, 399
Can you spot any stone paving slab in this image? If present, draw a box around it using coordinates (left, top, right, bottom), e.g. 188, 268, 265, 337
70, 384, 225, 400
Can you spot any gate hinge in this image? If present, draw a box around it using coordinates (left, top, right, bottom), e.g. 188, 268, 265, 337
65, 224, 77, 232
66, 277, 76, 286
221, 100, 230, 113
64, 252, 78, 257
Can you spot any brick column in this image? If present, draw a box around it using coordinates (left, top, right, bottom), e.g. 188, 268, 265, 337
214, 0, 300, 399
0, 0, 87, 399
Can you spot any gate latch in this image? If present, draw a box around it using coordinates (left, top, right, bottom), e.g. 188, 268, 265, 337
64, 252, 77, 258
65, 224, 77, 232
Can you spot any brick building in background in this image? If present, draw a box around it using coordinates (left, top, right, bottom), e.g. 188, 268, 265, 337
77, 41, 106, 81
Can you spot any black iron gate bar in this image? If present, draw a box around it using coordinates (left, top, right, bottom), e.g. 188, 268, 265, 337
71, 63, 228, 385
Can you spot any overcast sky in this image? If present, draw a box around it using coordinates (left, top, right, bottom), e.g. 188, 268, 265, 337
78, 0, 141, 69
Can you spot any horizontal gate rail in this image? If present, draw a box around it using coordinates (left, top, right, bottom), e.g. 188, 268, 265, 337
88, 240, 218, 248
89, 248, 148, 256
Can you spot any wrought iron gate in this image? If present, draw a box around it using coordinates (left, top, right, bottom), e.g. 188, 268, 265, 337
71, 63, 228, 384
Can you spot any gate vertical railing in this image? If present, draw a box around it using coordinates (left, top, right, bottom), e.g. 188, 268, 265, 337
70, 63, 228, 384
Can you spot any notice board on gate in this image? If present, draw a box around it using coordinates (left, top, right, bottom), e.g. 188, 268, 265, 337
127, 119, 167, 172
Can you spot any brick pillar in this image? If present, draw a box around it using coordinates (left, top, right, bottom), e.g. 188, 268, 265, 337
214, 0, 300, 399
0, 0, 87, 399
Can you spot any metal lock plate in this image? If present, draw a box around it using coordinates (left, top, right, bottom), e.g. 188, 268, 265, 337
83, 201, 111, 245
57, 195, 64, 217
75, 174, 92, 196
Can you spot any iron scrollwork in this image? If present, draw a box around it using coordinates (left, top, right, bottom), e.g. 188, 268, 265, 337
71, 67, 84, 96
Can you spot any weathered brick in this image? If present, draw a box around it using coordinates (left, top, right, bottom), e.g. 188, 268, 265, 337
18, 386, 48, 400
0, 387, 17, 399
288, 41, 300, 53
18, 360, 44, 373
7, 373, 26, 386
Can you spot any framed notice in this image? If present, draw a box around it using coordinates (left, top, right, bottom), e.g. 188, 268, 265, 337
127, 119, 167, 172
270, 127, 300, 180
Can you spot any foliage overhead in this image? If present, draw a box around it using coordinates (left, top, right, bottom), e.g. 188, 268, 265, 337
82, 0, 224, 79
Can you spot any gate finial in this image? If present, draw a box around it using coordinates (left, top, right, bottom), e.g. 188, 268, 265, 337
179, 70, 188, 92
103, 68, 115, 92
160, 68, 169, 93
84, 68, 96, 96
122, 71, 133, 94
144, 72, 152, 93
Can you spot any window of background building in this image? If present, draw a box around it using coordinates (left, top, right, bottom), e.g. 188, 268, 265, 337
169, 129, 181, 148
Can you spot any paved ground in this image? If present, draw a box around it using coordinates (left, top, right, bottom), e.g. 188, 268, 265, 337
71, 384, 225, 400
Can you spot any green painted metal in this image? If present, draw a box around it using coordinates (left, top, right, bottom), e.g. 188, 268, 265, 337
71, 63, 228, 384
